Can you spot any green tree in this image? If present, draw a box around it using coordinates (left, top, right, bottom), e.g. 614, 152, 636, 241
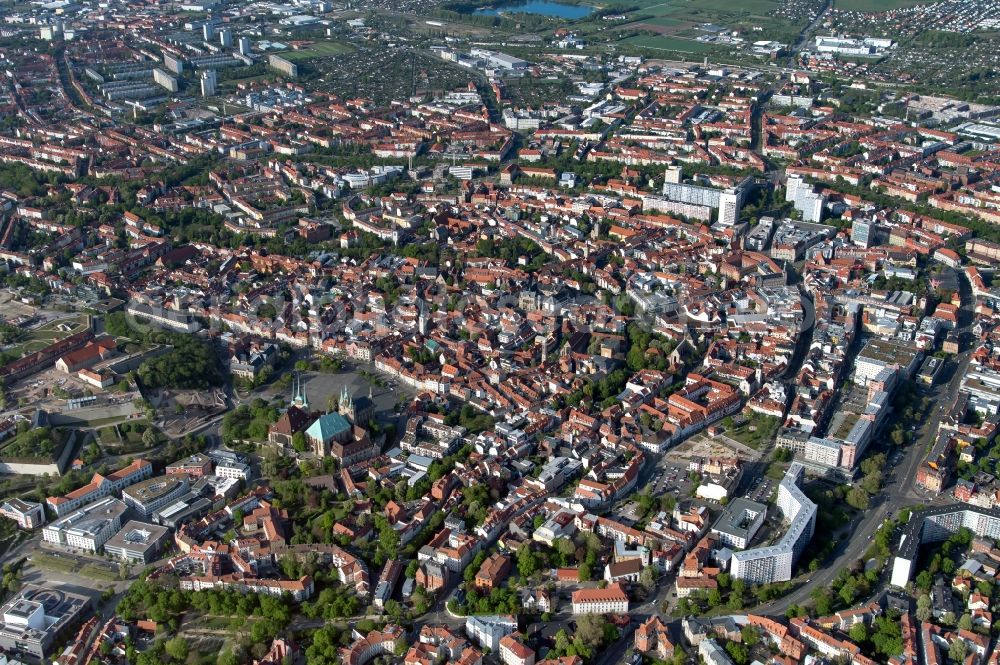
517, 545, 539, 579
725, 641, 749, 665
846, 487, 870, 510
165, 636, 189, 662
576, 614, 609, 652
949, 639, 967, 662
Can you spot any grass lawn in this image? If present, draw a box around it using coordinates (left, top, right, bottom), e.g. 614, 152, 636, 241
728, 423, 778, 449
724, 412, 781, 450
31, 553, 77, 573
0, 525, 27, 560
278, 41, 353, 61
25, 314, 88, 341
765, 461, 789, 480
674, 0, 780, 13
80, 563, 119, 581
97, 426, 120, 445
6, 314, 89, 357
623, 34, 725, 54
86, 416, 126, 427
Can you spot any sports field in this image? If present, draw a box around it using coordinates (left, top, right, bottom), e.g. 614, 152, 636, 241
278, 41, 353, 61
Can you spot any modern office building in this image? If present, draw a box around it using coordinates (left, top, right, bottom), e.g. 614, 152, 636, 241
42, 497, 127, 552
0, 499, 45, 530
0, 585, 91, 661
851, 219, 888, 248
854, 337, 922, 387
103, 520, 171, 564
215, 458, 252, 481
465, 615, 517, 651
730, 463, 816, 584
786, 174, 826, 223
166, 453, 213, 478
122, 476, 189, 517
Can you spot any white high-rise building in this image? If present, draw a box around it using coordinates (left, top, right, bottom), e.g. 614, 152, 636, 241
219, 28, 232, 48
200, 69, 217, 97
730, 463, 816, 584
718, 188, 741, 225
202, 23, 215, 41
786, 174, 826, 223
238, 37, 251, 56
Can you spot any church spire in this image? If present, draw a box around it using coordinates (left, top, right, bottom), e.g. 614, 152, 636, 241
292, 372, 309, 410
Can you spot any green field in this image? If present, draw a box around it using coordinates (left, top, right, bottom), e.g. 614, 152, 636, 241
624, 0, 817, 45
632, 0, 782, 14
638, 15, 687, 28
81, 563, 119, 581
624, 34, 726, 54
278, 41, 353, 61
833, 0, 936, 10
31, 552, 77, 573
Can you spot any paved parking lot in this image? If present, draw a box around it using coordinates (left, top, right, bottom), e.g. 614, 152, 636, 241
649, 458, 695, 499
747, 477, 775, 503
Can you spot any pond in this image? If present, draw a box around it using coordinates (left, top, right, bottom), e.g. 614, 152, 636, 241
473, 0, 594, 19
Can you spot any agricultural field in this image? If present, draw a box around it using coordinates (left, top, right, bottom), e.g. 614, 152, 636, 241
833, 0, 937, 10
621, 0, 825, 50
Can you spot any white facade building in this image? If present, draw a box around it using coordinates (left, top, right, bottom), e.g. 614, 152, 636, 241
730, 463, 816, 584
42, 497, 127, 552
